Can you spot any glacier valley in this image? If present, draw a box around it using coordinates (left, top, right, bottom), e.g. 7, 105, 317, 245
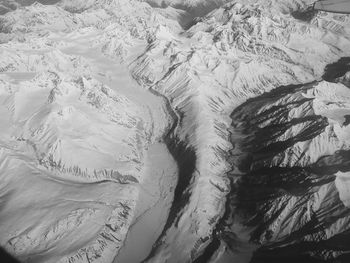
0, 0, 350, 263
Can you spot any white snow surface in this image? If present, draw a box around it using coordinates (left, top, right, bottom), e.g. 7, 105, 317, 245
0, 0, 350, 262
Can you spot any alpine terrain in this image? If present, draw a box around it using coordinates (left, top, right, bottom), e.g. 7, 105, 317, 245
0, 0, 349, 263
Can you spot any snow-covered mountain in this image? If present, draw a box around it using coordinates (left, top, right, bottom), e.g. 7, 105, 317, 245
0, 0, 349, 263
227, 73, 350, 263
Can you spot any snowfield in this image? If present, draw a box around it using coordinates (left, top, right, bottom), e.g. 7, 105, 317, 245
0, 0, 350, 263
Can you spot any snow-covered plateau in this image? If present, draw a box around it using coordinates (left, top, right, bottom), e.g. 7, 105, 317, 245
0, 0, 349, 263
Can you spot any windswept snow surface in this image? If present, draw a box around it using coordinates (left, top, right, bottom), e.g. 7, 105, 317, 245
0, 1, 176, 262
0, 0, 350, 263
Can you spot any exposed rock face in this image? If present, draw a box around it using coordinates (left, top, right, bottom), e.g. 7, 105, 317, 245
129, 2, 350, 262
0, 0, 350, 263
227, 72, 350, 262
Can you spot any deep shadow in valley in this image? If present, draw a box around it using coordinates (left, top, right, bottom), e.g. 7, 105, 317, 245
322, 57, 350, 83
142, 135, 197, 262
0, 247, 21, 263
197, 57, 350, 263
291, 6, 318, 22
141, 85, 199, 261
143, 0, 229, 29
162, 137, 197, 231
243, 58, 350, 263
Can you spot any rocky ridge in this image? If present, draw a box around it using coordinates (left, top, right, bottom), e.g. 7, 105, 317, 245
0, 0, 350, 263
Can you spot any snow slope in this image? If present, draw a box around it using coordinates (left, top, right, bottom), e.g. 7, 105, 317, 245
0, 1, 176, 262
129, 1, 350, 262
227, 73, 350, 262
0, 0, 350, 262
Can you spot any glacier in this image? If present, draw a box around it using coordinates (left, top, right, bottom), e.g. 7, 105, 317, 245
0, 0, 349, 263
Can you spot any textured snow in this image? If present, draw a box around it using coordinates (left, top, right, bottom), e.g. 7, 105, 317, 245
130, 1, 350, 261
0, 1, 175, 262
0, 0, 350, 262
335, 171, 350, 208
228, 76, 350, 262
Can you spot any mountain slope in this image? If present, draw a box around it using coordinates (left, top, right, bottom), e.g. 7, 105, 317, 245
129, 1, 350, 262
0, 0, 350, 263
226, 67, 350, 262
